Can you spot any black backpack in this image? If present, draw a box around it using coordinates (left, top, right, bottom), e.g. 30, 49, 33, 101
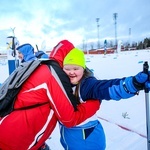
0, 60, 78, 117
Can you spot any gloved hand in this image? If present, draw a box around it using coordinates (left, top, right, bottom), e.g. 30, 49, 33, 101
145, 82, 150, 89
133, 71, 150, 91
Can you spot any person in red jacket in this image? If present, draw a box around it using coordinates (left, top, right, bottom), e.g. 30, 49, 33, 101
0, 40, 100, 150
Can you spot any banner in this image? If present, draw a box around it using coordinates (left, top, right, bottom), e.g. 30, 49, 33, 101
6, 36, 19, 59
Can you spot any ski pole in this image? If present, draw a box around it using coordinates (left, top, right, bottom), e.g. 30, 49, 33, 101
143, 61, 150, 150
36, 44, 39, 52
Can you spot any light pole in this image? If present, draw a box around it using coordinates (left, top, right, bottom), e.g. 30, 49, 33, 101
129, 28, 131, 47
113, 13, 118, 53
82, 39, 85, 51
96, 18, 100, 49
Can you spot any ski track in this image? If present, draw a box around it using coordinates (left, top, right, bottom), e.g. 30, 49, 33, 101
97, 116, 147, 138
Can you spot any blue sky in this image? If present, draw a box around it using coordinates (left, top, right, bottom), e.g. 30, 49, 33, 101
0, 0, 150, 50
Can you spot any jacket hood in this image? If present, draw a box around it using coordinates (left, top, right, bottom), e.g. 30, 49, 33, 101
49, 40, 74, 67
16, 43, 37, 62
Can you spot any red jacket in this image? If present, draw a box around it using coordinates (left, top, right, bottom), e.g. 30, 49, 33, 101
0, 40, 100, 150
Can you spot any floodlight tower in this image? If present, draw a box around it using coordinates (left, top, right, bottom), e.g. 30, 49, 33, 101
96, 18, 100, 49
129, 28, 131, 47
113, 13, 118, 53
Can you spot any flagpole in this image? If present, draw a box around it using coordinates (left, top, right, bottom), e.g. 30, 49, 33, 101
7, 27, 19, 75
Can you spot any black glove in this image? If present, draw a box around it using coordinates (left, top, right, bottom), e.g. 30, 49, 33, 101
133, 71, 150, 91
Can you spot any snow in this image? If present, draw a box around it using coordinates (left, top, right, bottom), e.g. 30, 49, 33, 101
0, 49, 150, 150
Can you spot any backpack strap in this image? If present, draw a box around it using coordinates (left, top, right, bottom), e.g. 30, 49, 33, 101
35, 52, 44, 59
0, 60, 41, 100
42, 60, 79, 111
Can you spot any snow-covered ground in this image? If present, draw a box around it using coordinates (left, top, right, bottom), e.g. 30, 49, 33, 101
0, 49, 150, 150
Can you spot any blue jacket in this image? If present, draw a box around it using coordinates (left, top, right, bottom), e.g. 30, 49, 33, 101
16, 44, 37, 63
60, 76, 138, 150
80, 76, 137, 101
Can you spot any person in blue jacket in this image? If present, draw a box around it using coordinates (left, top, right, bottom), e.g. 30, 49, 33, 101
16, 43, 49, 150
16, 43, 37, 63
60, 47, 150, 150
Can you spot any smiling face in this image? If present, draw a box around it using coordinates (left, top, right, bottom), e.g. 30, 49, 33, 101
63, 64, 84, 84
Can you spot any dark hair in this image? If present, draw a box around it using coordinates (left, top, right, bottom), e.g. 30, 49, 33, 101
83, 67, 94, 78
74, 67, 93, 103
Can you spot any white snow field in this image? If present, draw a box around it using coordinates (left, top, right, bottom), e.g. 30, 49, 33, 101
0, 49, 150, 150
